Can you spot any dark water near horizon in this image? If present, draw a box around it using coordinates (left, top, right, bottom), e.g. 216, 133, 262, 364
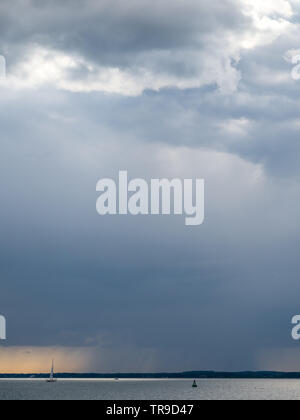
1, 379, 300, 400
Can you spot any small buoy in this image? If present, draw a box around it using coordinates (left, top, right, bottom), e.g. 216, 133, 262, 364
192, 380, 198, 388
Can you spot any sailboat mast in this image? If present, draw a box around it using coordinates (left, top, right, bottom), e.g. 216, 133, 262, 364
50, 359, 54, 379
46, 358, 56, 383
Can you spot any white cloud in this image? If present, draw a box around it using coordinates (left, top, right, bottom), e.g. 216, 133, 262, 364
239, 0, 295, 49
1, 46, 242, 95
0, 0, 298, 96
242, 0, 293, 18
218, 118, 252, 138
0, 0, 297, 99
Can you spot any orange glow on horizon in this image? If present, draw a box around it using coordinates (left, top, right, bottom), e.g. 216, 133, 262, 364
0, 346, 96, 374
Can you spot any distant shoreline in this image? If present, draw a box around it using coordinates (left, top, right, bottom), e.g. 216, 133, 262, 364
1, 371, 300, 379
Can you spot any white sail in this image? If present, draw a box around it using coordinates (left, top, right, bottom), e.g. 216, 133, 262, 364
50, 360, 54, 380
47, 359, 56, 382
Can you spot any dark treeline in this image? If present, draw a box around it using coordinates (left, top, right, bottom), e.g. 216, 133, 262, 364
2, 371, 300, 379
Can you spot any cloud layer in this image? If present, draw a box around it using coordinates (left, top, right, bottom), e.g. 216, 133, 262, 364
1, 0, 300, 372
0, 0, 297, 94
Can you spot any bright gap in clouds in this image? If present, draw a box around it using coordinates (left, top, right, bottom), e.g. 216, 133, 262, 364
0, 347, 95, 374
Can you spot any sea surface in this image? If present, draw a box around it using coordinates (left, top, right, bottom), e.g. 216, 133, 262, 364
1, 378, 300, 400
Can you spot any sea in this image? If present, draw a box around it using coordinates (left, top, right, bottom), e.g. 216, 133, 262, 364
0, 378, 300, 400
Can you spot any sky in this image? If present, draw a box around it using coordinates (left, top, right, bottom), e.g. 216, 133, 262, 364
1, 0, 300, 373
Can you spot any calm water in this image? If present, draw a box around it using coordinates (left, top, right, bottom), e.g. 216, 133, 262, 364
1, 379, 300, 400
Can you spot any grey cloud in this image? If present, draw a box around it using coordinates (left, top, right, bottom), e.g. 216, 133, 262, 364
1, 1, 300, 372
58, 85, 300, 177
1, 86, 300, 370
0, 0, 245, 74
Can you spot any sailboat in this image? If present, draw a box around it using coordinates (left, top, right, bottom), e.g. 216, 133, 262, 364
46, 359, 57, 383
192, 380, 198, 388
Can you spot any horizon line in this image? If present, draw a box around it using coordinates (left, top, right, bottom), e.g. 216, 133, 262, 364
1, 370, 300, 376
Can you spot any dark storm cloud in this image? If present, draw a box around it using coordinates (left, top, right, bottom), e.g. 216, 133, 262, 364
1, 84, 300, 371
54, 84, 300, 177
0, 0, 245, 70
1, 1, 300, 372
